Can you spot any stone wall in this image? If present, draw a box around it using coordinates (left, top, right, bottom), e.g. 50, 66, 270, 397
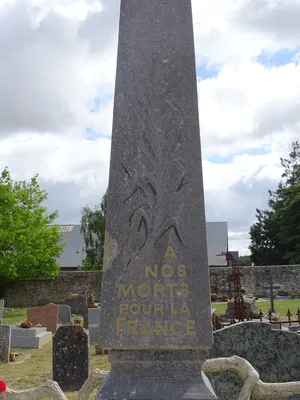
3, 272, 102, 307
210, 265, 300, 296
3, 265, 300, 307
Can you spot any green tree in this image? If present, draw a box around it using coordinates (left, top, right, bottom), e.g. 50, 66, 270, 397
0, 168, 64, 292
249, 141, 300, 265
80, 189, 107, 271
277, 184, 300, 263
238, 255, 251, 266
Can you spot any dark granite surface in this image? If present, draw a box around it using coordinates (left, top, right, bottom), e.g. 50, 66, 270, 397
96, 350, 216, 400
0, 325, 11, 363
99, 0, 212, 352
207, 322, 300, 400
52, 325, 89, 391
95, 0, 216, 398
58, 304, 72, 325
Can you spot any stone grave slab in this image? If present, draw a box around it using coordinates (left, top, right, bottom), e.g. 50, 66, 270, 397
58, 305, 72, 325
27, 302, 58, 333
11, 326, 52, 349
65, 295, 88, 327
53, 325, 89, 391
65, 295, 87, 315
226, 296, 256, 318
0, 325, 11, 363
207, 321, 300, 400
0, 299, 4, 324
288, 325, 300, 332
95, 0, 215, 398
88, 308, 101, 343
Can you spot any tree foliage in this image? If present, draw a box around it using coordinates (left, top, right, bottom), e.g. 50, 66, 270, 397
238, 255, 251, 266
0, 168, 64, 284
80, 190, 107, 271
249, 142, 300, 265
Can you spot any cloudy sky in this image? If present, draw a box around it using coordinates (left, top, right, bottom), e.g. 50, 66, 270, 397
0, 0, 299, 255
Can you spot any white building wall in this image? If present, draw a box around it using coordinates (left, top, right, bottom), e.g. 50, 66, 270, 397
206, 222, 228, 266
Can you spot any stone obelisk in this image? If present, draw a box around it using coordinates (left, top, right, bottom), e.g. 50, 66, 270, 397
96, 0, 216, 398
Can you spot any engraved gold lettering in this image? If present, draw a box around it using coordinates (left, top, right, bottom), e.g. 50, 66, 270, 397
170, 321, 184, 336
141, 321, 154, 336
180, 283, 189, 297
118, 284, 135, 298
137, 283, 151, 298
161, 264, 174, 278
154, 304, 164, 315
170, 304, 178, 316
142, 304, 152, 315
127, 320, 138, 336
129, 304, 140, 315
186, 320, 196, 336
165, 282, 177, 297
145, 264, 158, 278
163, 245, 177, 259
177, 264, 187, 278
154, 283, 165, 298
119, 303, 128, 315
155, 321, 168, 336
116, 317, 126, 336
180, 303, 191, 315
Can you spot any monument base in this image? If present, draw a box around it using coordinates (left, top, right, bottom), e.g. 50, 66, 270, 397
95, 350, 217, 399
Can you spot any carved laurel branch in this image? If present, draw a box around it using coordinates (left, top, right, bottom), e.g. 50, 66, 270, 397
202, 355, 300, 400
0, 370, 109, 400
123, 59, 190, 261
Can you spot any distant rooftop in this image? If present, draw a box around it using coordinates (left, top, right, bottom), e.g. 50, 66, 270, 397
58, 225, 75, 233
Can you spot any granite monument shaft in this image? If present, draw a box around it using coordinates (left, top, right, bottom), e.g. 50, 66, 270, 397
96, 0, 216, 398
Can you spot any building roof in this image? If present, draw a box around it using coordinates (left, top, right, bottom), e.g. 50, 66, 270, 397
57, 222, 230, 269
57, 224, 85, 268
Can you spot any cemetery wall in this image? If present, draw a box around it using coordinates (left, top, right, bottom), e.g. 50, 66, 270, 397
3, 271, 101, 307
210, 265, 300, 296
3, 265, 300, 307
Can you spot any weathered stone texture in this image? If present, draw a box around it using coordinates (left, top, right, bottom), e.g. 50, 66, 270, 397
99, 0, 212, 351
210, 265, 300, 297
27, 302, 58, 333
0, 325, 11, 363
2, 266, 300, 308
208, 322, 300, 400
3, 271, 101, 307
58, 305, 72, 325
53, 325, 89, 391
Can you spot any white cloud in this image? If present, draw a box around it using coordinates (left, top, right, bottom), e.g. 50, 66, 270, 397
0, 0, 299, 257
199, 61, 300, 157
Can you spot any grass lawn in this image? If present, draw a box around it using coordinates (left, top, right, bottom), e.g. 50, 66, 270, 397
212, 298, 300, 318
3, 300, 300, 398
1, 308, 110, 399
1, 339, 110, 399
3, 308, 26, 325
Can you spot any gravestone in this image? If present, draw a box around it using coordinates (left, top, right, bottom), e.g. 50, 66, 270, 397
58, 305, 72, 325
88, 308, 101, 343
95, 1, 216, 399
0, 325, 11, 363
53, 325, 89, 391
65, 294, 88, 327
10, 326, 52, 348
65, 294, 87, 315
226, 296, 256, 319
27, 302, 58, 333
208, 322, 300, 400
0, 300, 4, 324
